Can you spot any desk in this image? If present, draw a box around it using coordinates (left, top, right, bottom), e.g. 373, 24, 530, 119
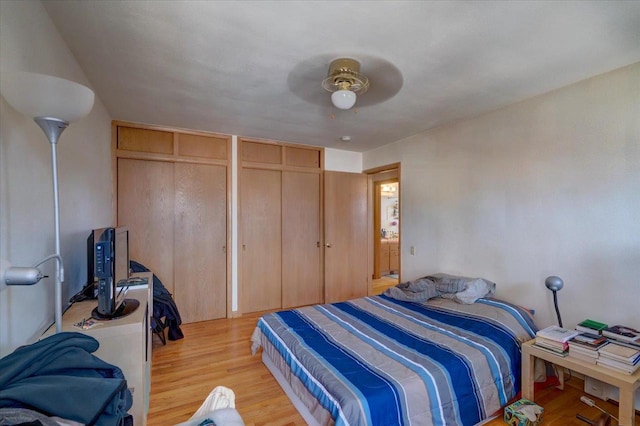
522, 339, 640, 426
43, 272, 153, 425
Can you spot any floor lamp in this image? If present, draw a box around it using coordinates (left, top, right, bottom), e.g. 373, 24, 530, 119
0, 72, 94, 333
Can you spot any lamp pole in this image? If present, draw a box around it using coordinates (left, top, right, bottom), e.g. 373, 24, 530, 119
35, 117, 69, 333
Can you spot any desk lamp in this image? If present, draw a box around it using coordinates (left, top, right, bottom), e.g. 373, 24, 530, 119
545, 275, 565, 327
0, 72, 94, 332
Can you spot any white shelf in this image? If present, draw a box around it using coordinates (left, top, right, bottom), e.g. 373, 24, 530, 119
522, 339, 640, 426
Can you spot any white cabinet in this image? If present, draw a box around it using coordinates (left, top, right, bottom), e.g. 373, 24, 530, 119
43, 272, 152, 425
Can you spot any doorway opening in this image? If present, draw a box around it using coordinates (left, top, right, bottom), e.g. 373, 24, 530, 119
367, 165, 400, 295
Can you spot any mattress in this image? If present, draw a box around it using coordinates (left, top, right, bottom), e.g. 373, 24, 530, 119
252, 295, 537, 426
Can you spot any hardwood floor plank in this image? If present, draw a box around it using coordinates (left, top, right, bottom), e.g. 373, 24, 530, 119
148, 313, 639, 425
371, 276, 398, 295
148, 313, 304, 425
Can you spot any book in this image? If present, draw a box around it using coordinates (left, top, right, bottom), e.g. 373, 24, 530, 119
576, 319, 608, 334
535, 336, 569, 350
596, 356, 640, 374
602, 325, 640, 343
536, 325, 580, 343
598, 342, 640, 364
605, 338, 640, 350
568, 344, 600, 357
534, 339, 568, 353
532, 342, 568, 357
568, 332, 608, 350
568, 351, 598, 364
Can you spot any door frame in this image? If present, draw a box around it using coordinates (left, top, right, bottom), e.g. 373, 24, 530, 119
364, 163, 401, 286
373, 178, 399, 278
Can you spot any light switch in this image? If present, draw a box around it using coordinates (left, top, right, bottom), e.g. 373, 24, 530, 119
410, 246, 415, 255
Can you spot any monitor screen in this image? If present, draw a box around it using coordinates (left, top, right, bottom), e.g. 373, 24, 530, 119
92, 226, 130, 317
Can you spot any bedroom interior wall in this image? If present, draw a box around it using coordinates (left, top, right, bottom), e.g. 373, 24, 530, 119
324, 148, 363, 172
0, 0, 113, 356
363, 62, 640, 330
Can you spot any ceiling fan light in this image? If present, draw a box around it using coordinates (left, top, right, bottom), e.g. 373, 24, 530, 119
331, 89, 357, 110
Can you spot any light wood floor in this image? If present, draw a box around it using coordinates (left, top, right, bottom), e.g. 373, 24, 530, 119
148, 312, 305, 426
148, 314, 637, 426
371, 275, 398, 294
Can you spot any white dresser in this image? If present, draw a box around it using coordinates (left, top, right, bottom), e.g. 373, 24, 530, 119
42, 272, 153, 425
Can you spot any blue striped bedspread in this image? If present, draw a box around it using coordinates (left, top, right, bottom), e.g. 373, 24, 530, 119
253, 295, 537, 426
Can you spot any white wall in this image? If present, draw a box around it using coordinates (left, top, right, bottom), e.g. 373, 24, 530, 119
0, 0, 113, 356
364, 63, 640, 330
324, 148, 362, 172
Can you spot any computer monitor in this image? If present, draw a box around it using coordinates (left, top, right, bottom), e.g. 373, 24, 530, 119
89, 226, 138, 319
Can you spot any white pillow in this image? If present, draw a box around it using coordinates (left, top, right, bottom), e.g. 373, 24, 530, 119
453, 278, 495, 304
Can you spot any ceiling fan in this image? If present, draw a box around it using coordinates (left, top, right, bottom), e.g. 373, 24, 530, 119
287, 54, 403, 111
321, 58, 370, 110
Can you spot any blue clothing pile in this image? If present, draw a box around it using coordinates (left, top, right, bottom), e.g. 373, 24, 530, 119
0, 332, 132, 425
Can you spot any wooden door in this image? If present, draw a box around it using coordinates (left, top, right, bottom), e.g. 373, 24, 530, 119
240, 168, 282, 313
324, 171, 368, 303
117, 158, 175, 293
282, 171, 322, 308
174, 163, 227, 322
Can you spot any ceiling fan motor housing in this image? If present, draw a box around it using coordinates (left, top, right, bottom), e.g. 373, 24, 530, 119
322, 58, 369, 94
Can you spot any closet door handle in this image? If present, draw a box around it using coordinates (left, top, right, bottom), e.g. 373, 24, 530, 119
325, 243, 332, 248
242, 244, 246, 251
317, 241, 320, 248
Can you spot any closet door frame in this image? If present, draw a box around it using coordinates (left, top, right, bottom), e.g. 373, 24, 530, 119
238, 137, 323, 315
112, 120, 232, 318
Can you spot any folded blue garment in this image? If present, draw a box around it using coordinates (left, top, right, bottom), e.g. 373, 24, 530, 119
0, 331, 132, 426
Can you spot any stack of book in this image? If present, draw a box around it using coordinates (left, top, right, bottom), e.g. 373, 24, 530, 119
596, 342, 640, 374
575, 319, 608, 335
601, 325, 640, 349
534, 326, 580, 357
567, 332, 608, 364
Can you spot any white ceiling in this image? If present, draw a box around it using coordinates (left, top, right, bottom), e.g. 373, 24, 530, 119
43, 1, 640, 152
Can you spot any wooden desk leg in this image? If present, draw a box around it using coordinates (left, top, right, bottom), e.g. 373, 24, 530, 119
618, 384, 636, 426
556, 366, 564, 390
522, 350, 535, 401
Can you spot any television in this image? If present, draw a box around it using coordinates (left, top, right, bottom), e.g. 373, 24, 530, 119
88, 226, 139, 319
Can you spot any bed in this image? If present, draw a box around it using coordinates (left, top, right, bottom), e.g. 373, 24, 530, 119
251, 294, 538, 426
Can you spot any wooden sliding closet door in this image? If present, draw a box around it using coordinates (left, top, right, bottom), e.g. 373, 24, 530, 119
324, 171, 369, 303
118, 158, 175, 293
174, 163, 227, 322
282, 171, 322, 308
115, 122, 230, 323
240, 168, 282, 313
239, 139, 323, 313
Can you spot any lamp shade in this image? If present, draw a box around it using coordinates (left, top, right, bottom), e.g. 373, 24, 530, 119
545, 276, 564, 292
0, 72, 94, 122
331, 89, 357, 110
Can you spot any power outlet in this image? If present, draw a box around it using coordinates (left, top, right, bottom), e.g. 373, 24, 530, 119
585, 376, 606, 400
